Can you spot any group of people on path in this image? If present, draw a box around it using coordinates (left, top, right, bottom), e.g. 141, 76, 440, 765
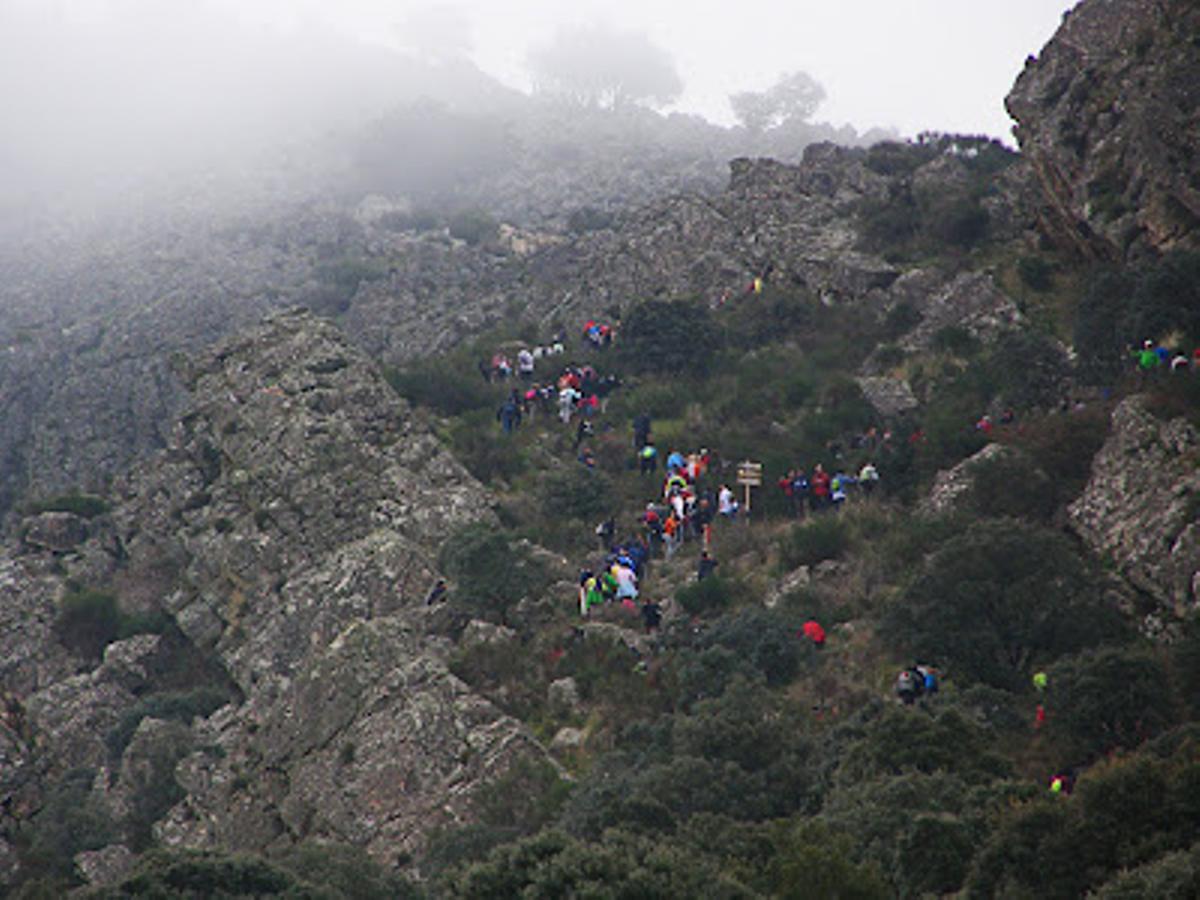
496, 358, 622, 435
776, 462, 880, 516
1133, 339, 1200, 375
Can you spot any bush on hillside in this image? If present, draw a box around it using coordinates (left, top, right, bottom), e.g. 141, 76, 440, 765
448, 209, 500, 246
386, 359, 495, 416
779, 516, 849, 570
886, 520, 1129, 691
1017, 255, 1054, 292
700, 607, 803, 687
105, 689, 231, 764
1073, 251, 1200, 384
1044, 647, 1176, 762
24, 492, 110, 519
675, 574, 743, 617
537, 467, 612, 522
618, 299, 722, 376
14, 768, 115, 888
439, 524, 550, 624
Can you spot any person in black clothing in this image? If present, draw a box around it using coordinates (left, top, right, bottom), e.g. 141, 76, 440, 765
425, 579, 448, 605
641, 600, 663, 633
633, 413, 652, 449
697, 551, 719, 580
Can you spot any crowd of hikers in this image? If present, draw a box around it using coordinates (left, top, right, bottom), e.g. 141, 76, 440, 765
1133, 338, 1200, 375
474, 319, 1196, 802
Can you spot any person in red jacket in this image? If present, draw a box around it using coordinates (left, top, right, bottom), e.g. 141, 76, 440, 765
800, 620, 826, 649
810, 464, 831, 512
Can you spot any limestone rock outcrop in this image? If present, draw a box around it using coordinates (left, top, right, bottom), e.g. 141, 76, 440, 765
1006, 0, 1200, 260
1069, 396, 1200, 613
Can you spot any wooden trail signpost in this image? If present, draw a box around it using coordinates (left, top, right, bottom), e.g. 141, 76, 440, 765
736, 460, 763, 516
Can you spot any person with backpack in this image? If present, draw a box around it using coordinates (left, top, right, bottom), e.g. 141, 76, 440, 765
858, 462, 879, 497
697, 550, 719, 580
595, 517, 615, 551
895, 669, 919, 705
497, 395, 522, 434
639, 442, 658, 474
641, 599, 663, 634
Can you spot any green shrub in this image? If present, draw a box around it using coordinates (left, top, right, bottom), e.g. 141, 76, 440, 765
537, 467, 612, 522
964, 450, 1056, 521
701, 608, 803, 687
932, 326, 981, 357
438, 524, 550, 624
271, 842, 421, 898
54, 590, 121, 661
88, 849, 302, 898
447, 410, 529, 485
886, 520, 1129, 691
14, 768, 115, 887
1044, 647, 1176, 762
567, 206, 614, 233
1091, 842, 1200, 899
779, 517, 848, 570
385, 360, 495, 417
105, 688, 233, 761
447, 209, 500, 246
313, 256, 390, 294
676, 574, 740, 617
1017, 255, 1054, 291
25, 493, 110, 519
618, 299, 722, 376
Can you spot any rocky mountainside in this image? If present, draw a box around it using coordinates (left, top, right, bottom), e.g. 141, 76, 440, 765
1006, 0, 1200, 260
0, 311, 556, 886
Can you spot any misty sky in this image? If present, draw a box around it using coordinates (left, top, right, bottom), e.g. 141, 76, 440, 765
228, 0, 1079, 141
1, 0, 1080, 222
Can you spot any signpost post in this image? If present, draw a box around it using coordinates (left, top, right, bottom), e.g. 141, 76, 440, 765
736, 461, 763, 517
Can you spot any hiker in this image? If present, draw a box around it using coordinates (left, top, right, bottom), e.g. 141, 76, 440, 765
915, 663, 938, 694
517, 348, 535, 381
574, 417, 594, 450
718, 484, 739, 520
1033, 671, 1048, 692
1171, 351, 1190, 373
478, 359, 492, 383
790, 469, 810, 518
830, 470, 854, 508
810, 464, 831, 512
801, 620, 826, 649
641, 599, 663, 633
425, 579, 447, 606
975, 414, 993, 437
663, 512, 681, 559
613, 563, 639, 601
697, 550, 719, 580
895, 669, 919, 706
858, 462, 879, 496
633, 413, 652, 449
666, 449, 686, 474
558, 385, 581, 423
639, 442, 658, 474
595, 517, 615, 550
497, 395, 522, 434
1049, 772, 1074, 795
1035, 704, 1046, 730
1134, 340, 1159, 372
578, 446, 596, 468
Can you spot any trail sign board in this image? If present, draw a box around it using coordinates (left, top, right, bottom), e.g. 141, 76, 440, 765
736, 461, 763, 486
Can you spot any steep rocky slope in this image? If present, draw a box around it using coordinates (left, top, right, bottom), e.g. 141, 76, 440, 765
0, 311, 554, 887
1006, 0, 1200, 260
1069, 395, 1200, 615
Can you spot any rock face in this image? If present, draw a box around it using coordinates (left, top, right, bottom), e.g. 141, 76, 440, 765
921, 443, 1028, 517
1069, 396, 1200, 613
0, 310, 555, 886
1006, 0, 1200, 260
106, 311, 550, 864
